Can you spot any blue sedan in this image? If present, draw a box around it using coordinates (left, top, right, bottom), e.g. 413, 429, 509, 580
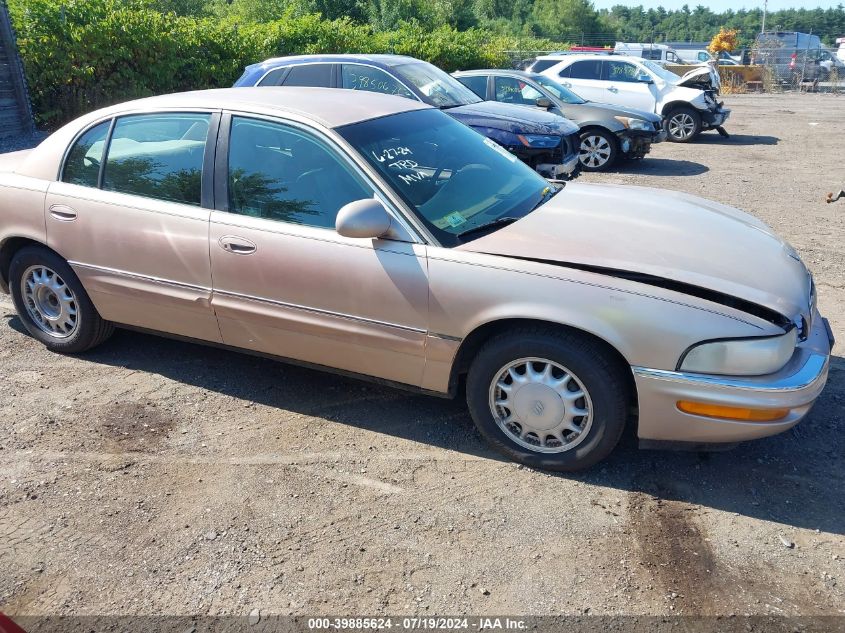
234, 54, 582, 180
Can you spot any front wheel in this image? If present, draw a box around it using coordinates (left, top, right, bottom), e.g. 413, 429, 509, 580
664, 107, 701, 143
9, 246, 113, 353
466, 328, 629, 471
578, 129, 618, 171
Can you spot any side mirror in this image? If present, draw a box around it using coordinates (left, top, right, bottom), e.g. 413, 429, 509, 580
535, 97, 553, 109
336, 197, 393, 239
637, 74, 653, 84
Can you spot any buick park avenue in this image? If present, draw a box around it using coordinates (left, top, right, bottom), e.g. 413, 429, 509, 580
0, 88, 833, 471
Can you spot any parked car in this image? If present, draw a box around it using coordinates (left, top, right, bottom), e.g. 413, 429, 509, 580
816, 49, 845, 80
234, 54, 581, 180
0, 88, 832, 471
751, 31, 823, 83
614, 42, 686, 66
453, 68, 665, 172
529, 54, 729, 142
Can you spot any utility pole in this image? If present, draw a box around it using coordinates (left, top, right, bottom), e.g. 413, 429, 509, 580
761, 0, 767, 34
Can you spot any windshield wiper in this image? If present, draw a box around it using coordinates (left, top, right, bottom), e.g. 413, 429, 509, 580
456, 217, 522, 242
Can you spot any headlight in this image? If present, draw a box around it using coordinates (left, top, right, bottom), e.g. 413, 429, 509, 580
614, 116, 652, 131
517, 134, 561, 148
679, 328, 798, 376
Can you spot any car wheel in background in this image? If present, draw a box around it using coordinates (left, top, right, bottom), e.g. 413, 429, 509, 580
9, 246, 113, 353
664, 106, 701, 143
466, 327, 629, 471
578, 129, 618, 171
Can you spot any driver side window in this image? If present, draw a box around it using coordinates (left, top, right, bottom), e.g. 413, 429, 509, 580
62, 120, 110, 188
604, 61, 640, 82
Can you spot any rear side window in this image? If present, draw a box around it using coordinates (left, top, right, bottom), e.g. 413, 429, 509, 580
102, 113, 211, 206
282, 64, 332, 87
341, 65, 414, 98
568, 60, 602, 80
457, 75, 488, 99
529, 60, 558, 73
62, 121, 110, 187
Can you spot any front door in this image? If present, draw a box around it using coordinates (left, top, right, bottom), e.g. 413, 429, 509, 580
208, 114, 430, 387
601, 60, 657, 112
45, 111, 221, 342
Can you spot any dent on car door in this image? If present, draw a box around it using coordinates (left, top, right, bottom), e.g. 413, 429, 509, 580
208, 114, 430, 387
45, 111, 222, 342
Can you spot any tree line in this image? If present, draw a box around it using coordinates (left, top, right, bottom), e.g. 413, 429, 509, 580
157, 0, 845, 46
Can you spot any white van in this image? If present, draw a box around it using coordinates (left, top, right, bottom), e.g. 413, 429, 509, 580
614, 43, 685, 66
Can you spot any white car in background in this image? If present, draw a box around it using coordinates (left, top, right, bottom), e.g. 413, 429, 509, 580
529, 54, 730, 142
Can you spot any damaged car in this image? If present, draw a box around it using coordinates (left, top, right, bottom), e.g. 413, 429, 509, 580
453, 68, 665, 172
0, 88, 832, 471
234, 54, 582, 180
530, 54, 730, 142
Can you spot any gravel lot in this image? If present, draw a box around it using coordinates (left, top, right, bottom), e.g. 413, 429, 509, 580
1, 93, 843, 623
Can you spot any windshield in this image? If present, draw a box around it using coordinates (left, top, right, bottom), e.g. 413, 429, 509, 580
338, 109, 553, 247
533, 75, 586, 104
394, 62, 482, 108
639, 59, 681, 83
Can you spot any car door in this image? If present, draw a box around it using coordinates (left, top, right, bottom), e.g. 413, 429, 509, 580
557, 59, 607, 103
45, 111, 222, 342
601, 60, 657, 112
208, 113, 430, 387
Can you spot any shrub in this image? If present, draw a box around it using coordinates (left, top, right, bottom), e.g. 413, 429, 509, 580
8, 0, 561, 127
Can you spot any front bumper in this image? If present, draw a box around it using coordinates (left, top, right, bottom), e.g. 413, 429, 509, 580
617, 128, 665, 158
701, 107, 731, 129
536, 151, 580, 180
632, 307, 833, 444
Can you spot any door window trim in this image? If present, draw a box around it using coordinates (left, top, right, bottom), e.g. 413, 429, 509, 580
214, 111, 426, 244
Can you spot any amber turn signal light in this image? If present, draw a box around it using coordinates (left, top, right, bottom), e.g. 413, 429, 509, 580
676, 401, 790, 422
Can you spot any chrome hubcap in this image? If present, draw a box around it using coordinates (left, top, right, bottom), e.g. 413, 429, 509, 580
579, 135, 612, 168
668, 113, 695, 139
488, 357, 593, 454
21, 265, 78, 338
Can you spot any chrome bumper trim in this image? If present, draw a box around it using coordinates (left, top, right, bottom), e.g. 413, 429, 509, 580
632, 352, 830, 394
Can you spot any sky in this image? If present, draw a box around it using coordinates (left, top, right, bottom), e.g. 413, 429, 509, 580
591, 0, 843, 10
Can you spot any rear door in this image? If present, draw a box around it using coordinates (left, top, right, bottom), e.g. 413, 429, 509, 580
207, 113, 430, 387
45, 111, 222, 342
559, 59, 606, 102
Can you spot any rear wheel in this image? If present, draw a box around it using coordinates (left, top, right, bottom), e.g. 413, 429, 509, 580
9, 246, 113, 353
578, 129, 618, 171
466, 328, 629, 471
664, 106, 701, 143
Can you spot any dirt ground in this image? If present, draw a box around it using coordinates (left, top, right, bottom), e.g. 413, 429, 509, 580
1, 93, 843, 622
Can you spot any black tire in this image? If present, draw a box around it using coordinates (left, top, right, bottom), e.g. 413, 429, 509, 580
663, 106, 702, 143
578, 128, 619, 172
9, 245, 113, 353
465, 327, 629, 472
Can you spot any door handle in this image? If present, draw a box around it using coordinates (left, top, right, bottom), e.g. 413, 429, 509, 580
218, 235, 257, 255
607, 86, 619, 93
49, 204, 77, 221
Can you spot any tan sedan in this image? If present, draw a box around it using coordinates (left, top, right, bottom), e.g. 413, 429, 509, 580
0, 88, 833, 470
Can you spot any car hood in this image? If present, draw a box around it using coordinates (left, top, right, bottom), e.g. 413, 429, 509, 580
448, 100, 579, 135
458, 183, 810, 321
577, 101, 662, 124
679, 65, 720, 90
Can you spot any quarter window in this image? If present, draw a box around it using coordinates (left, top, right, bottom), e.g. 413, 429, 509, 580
102, 113, 210, 206
62, 121, 110, 187
341, 65, 414, 98
568, 60, 602, 80
257, 67, 288, 86
529, 60, 558, 73
227, 116, 371, 229
282, 64, 333, 87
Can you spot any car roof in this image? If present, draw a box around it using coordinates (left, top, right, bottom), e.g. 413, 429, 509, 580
86, 87, 431, 129
455, 69, 543, 81
246, 54, 421, 72
535, 54, 629, 63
